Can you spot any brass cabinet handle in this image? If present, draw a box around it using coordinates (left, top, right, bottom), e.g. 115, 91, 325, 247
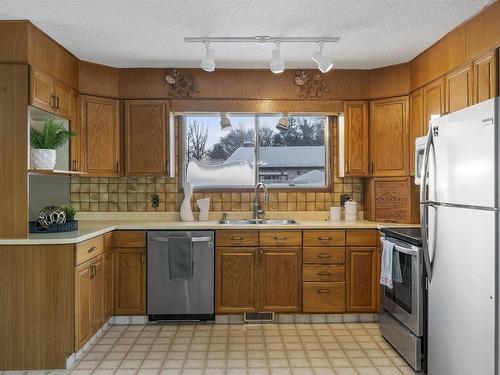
90, 263, 95, 279
56, 96, 60, 109
370, 162, 374, 174
318, 289, 330, 294
273, 236, 287, 240
88, 246, 96, 253
231, 236, 244, 240
318, 236, 332, 241
318, 272, 331, 276
345, 162, 348, 173
72, 159, 77, 171
140, 252, 145, 264
51, 95, 57, 108
116, 161, 120, 174
318, 254, 331, 258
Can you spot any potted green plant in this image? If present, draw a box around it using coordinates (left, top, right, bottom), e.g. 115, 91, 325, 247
30, 119, 75, 170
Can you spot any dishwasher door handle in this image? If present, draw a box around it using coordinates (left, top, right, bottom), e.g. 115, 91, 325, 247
150, 236, 212, 243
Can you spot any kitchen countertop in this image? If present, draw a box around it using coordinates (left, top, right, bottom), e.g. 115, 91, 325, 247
0, 219, 420, 245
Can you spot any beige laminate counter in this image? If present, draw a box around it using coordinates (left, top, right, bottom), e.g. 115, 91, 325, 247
0, 220, 420, 245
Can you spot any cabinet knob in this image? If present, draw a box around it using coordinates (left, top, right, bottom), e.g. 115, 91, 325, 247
88, 246, 96, 253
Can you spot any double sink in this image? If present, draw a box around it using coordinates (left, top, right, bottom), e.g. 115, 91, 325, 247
218, 218, 298, 225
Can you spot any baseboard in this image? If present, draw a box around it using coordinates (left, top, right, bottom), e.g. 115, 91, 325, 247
215, 313, 379, 324
111, 315, 149, 325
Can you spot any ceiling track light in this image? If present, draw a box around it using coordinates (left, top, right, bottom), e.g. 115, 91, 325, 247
312, 41, 333, 73
270, 41, 285, 74
186, 36, 339, 73
200, 41, 216, 72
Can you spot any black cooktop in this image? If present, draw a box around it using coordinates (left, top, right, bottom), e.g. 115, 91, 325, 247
380, 227, 422, 247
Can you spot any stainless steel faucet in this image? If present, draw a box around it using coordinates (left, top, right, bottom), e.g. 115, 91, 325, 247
253, 182, 269, 220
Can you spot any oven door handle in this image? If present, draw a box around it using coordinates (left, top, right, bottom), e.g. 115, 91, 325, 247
393, 244, 419, 257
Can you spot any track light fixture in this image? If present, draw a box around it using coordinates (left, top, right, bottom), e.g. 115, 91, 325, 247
186, 36, 339, 73
200, 41, 216, 72
276, 113, 289, 131
270, 42, 285, 74
220, 112, 231, 130
311, 41, 333, 73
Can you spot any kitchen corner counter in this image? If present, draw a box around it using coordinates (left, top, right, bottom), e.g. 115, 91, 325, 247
0, 220, 420, 245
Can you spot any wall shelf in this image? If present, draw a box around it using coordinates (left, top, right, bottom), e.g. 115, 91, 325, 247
28, 169, 87, 176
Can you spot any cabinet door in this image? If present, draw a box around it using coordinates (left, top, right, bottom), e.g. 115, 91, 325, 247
344, 101, 369, 176
81, 95, 120, 176
103, 250, 113, 320
75, 262, 91, 351
124, 100, 169, 176
260, 247, 302, 312
370, 96, 409, 177
90, 255, 105, 333
473, 50, 498, 104
70, 89, 81, 171
409, 89, 424, 176
53, 81, 71, 119
445, 63, 473, 114
30, 68, 54, 113
113, 248, 146, 315
346, 247, 378, 312
216, 247, 258, 313
423, 77, 445, 130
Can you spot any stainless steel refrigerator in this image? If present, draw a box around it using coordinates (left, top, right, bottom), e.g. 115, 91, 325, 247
420, 97, 500, 375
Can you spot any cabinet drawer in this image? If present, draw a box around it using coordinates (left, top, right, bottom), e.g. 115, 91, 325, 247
216, 230, 259, 247
303, 230, 345, 246
259, 230, 302, 246
303, 265, 345, 282
113, 231, 146, 248
346, 230, 377, 246
303, 247, 345, 264
76, 235, 104, 265
303, 282, 346, 313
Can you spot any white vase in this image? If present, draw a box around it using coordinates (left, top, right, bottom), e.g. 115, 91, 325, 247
180, 182, 195, 222
31, 149, 56, 170
197, 198, 210, 221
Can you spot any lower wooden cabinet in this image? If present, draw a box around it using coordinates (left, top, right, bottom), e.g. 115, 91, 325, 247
303, 282, 345, 313
113, 248, 146, 315
74, 253, 106, 351
346, 247, 378, 312
216, 247, 258, 313
260, 248, 302, 312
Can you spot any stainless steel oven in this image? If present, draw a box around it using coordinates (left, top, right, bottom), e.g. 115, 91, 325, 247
379, 231, 425, 372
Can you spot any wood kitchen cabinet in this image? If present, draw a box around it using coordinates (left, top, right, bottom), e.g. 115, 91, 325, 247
113, 248, 146, 315
370, 96, 409, 177
445, 63, 473, 114
81, 95, 120, 176
423, 77, 445, 128
124, 100, 170, 176
216, 247, 259, 313
344, 101, 369, 176
30, 67, 71, 118
346, 247, 378, 312
473, 49, 498, 104
409, 89, 424, 176
74, 253, 105, 351
260, 247, 302, 312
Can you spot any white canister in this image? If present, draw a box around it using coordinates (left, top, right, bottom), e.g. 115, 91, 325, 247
344, 199, 358, 222
197, 198, 210, 221
329, 206, 341, 222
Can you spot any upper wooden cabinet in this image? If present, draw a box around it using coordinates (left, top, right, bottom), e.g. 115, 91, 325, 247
124, 100, 169, 176
445, 63, 473, 114
81, 95, 120, 176
370, 96, 409, 177
423, 77, 445, 130
30, 67, 71, 118
409, 89, 424, 176
473, 49, 498, 104
344, 101, 369, 176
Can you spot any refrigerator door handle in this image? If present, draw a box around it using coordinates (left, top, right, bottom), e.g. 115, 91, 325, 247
420, 126, 434, 282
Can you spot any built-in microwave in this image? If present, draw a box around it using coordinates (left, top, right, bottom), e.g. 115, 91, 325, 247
414, 136, 427, 185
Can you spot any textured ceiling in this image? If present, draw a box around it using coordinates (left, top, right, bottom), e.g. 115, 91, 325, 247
0, 0, 493, 69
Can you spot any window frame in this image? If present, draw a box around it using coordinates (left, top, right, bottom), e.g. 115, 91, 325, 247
179, 112, 330, 191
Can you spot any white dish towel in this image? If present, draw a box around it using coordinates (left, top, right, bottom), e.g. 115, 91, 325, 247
380, 239, 403, 289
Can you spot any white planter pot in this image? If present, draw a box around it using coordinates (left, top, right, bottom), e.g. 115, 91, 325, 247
31, 149, 56, 170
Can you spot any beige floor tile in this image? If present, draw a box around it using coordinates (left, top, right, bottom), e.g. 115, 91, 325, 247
291, 369, 313, 375
160, 370, 182, 375
141, 360, 163, 369
247, 351, 266, 359
268, 359, 289, 368
92, 370, 115, 375
203, 370, 225, 375
184, 360, 206, 369
349, 358, 371, 367
247, 359, 267, 368
375, 368, 402, 375
207, 360, 226, 368
163, 360, 185, 369
114, 370, 137, 375
181, 369, 203, 375
147, 352, 167, 360
311, 368, 335, 375
356, 368, 381, 375
332, 368, 357, 375
97, 360, 122, 369
227, 359, 247, 368
288, 359, 310, 368
127, 352, 148, 360
248, 369, 270, 375
137, 370, 160, 375
267, 351, 286, 359
269, 369, 292, 375
208, 352, 227, 360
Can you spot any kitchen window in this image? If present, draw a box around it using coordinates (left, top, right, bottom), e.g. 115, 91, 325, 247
181, 113, 329, 189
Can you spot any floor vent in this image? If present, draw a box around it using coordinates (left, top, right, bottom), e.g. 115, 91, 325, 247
244, 312, 275, 323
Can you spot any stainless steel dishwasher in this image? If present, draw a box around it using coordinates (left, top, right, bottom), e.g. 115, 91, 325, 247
147, 230, 215, 321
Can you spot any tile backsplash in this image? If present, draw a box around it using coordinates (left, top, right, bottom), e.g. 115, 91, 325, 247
70, 122, 363, 212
